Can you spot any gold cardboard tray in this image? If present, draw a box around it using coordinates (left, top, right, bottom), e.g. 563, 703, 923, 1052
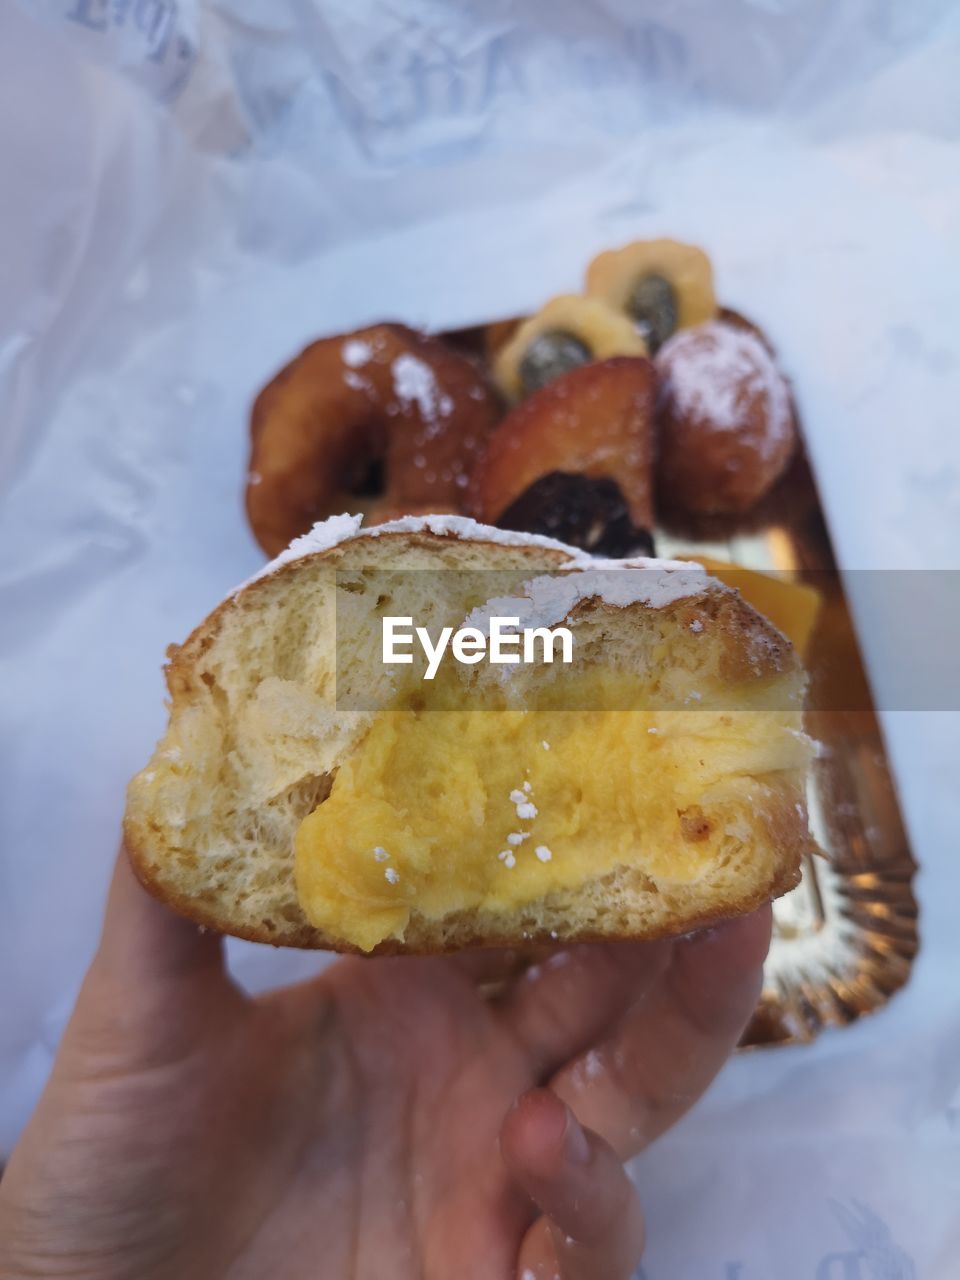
653, 463, 920, 1048
445, 321, 920, 1048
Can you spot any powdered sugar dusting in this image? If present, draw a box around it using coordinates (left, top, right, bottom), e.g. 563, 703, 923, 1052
368, 513, 580, 555
233, 512, 719, 605
342, 338, 372, 368
392, 354, 443, 420
657, 320, 792, 458
464, 563, 720, 633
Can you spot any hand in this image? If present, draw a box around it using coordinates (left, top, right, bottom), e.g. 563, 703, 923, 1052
0, 849, 770, 1280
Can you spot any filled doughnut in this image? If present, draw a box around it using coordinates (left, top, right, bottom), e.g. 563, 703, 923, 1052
470, 356, 656, 555
654, 319, 797, 516
125, 514, 813, 953
246, 324, 500, 556
585, 238, 717, 353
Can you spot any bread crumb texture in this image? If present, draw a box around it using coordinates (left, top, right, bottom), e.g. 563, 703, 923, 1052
124, 519, 813, 953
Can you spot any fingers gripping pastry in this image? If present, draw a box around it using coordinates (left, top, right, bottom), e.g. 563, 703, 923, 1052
125, 514, 814, 954
654, 320, 797, 516
470, 357, 656, 556
493, 295, 648, 401
247, 325, 500, 556
585, 238, 717, 353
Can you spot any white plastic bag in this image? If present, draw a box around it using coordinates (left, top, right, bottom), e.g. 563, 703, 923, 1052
2, 3, 959, 1274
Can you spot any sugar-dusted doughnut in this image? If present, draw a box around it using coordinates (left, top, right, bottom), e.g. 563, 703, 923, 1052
247, 325, 500, 556
655, 319, 796, 516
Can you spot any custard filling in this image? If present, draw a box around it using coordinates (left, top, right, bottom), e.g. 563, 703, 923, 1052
293, 669, 809, 951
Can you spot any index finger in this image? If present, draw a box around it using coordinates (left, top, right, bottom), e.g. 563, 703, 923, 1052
550, 907, 772, 1158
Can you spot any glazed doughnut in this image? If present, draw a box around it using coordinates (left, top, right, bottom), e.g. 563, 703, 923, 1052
654, 319, 796, 516
493, 295, 647, 401
585, 239, 717, 353
247, 324, 500, 556
470, 356, 656, 555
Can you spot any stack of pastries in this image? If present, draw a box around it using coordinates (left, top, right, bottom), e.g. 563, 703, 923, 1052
245, 238, 800, 560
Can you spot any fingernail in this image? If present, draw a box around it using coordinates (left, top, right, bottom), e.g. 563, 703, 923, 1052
563, 1107, 592, 1165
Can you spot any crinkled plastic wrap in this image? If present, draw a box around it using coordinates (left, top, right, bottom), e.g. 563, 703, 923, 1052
2, 2, 960, 1274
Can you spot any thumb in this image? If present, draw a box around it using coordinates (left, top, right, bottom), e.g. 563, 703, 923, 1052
94, 844, 225, 988
59, 846, 239, 1071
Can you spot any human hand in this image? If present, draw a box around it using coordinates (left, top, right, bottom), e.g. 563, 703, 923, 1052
0, 849, 770, 1279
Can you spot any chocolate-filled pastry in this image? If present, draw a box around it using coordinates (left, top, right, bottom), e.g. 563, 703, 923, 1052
655, 320, 796, 516
493, 295, 647, 401
469, 356, 656, 553
497, 473, 654, 557
585, 238, 717, 353
247, 325, 500, 556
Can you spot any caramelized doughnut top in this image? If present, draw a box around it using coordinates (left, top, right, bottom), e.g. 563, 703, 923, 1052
247, 324, 501, 556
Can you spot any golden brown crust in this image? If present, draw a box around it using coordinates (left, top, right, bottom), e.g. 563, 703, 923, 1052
469, 357, 657, 533
664, 590, 794, 682
246, 325, 501, 556
124, 827, 803, 954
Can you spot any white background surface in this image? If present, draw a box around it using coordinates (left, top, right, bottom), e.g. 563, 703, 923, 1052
1, 2, 959, 1275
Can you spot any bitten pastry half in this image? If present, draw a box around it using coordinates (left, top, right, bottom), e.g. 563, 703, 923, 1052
125, 514, 815, 955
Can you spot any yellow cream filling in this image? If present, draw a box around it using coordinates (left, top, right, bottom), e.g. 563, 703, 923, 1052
293, 670, 807, 951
